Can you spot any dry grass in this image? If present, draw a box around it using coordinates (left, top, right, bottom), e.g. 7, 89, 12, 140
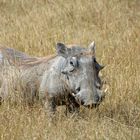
0, 0, 140, 139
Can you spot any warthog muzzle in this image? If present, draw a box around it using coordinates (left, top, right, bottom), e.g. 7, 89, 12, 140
72, 88, 105, 108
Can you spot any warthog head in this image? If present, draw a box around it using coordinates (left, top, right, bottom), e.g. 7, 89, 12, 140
57, 41, 104, 108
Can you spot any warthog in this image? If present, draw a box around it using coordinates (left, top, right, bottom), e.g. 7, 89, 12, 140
39, 42, 105, 114
0, 42, 105, 114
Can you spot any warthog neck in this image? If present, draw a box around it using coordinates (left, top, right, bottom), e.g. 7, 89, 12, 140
39, 56, 72, 100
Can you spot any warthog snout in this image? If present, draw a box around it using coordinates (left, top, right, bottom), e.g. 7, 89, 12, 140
73, 88, 105, 108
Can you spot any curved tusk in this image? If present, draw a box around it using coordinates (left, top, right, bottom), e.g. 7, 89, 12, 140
104, 85, 109, 93
104, 88, 108, 93
72, 93, 76, 97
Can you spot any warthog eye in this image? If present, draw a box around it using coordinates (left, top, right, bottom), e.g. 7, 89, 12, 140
61, 57, 78, 74
70, 61, 74, 66
70, 57, 77, 67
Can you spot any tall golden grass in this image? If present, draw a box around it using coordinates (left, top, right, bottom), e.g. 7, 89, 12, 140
0, 0, 140, 139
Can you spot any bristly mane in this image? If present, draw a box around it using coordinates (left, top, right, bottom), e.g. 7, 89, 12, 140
0, 44, 93, 68
0, 45, 56, 67
20, 55, 57, 67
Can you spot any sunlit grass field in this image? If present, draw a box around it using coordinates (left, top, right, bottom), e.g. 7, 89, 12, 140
0, 0, 140, 139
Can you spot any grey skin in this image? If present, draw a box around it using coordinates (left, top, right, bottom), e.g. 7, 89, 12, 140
0, 42, 104, 114
39, 42, 104, 114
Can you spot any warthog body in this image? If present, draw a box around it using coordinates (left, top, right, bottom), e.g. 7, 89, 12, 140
0, 42, 105, 114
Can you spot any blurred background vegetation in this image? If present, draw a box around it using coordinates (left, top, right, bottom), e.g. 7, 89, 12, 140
0, 0, 139, 139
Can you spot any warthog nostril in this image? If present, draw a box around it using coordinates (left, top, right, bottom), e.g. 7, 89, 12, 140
87, 104, 94, 109
87, 103, 99, 108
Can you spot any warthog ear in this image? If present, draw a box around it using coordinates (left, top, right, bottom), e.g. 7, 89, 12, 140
56, 43, 68, 58
88, 41, 96, 55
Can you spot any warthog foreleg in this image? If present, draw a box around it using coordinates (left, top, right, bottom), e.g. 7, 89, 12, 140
44, 97, 56, 119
